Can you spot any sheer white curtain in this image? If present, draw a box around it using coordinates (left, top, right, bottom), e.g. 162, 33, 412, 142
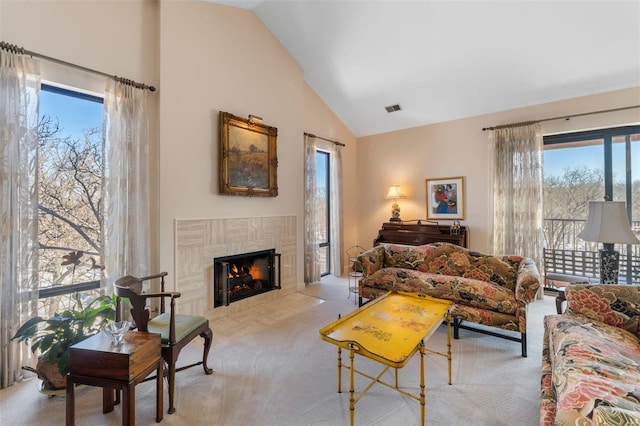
489, 124, 544, 269
303, 134, 320, 284
0, 49, 40, 388
103, 80, 150, 288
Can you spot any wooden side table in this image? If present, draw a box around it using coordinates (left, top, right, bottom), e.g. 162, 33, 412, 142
66, 330, 163, 426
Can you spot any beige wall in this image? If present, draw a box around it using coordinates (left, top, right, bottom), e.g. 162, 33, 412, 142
303, 82, 359, 271
157, 1, 357, 288
357, 87, 640, 253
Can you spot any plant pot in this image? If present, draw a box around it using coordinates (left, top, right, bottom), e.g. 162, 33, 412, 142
23, 357, 66, 391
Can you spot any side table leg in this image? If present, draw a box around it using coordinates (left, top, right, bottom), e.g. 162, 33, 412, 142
555, 289, 566, 314
66, 375, 75, 426
156, 359, 164, 422
123, 385, 135, 426
103, 387, 115, 413
348, 344, 355, 426
419, 340, 425, 426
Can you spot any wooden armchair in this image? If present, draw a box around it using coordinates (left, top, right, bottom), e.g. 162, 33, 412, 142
114, 272, 213, 414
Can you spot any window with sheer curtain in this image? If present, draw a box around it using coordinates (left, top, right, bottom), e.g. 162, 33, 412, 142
0, 45, 152, 387
304, 134, 343, 284
489, 124, 544, 269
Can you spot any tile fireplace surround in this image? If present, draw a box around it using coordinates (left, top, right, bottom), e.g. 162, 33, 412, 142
174, 216, 297, 319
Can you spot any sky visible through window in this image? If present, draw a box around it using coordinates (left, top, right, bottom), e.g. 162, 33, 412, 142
544, 142, 639, 182
40, 86, 103, 141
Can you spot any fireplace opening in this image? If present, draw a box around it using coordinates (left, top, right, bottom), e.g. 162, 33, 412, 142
214, 249, 281, 307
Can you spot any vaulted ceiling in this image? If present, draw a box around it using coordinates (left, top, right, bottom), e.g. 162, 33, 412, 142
208, 1, 640, 137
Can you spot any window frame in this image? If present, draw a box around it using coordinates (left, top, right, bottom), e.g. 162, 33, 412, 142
544, 125, 640, 205
543, 124, 640, 283
316, 149, 331, 277
38, 83, 104, 300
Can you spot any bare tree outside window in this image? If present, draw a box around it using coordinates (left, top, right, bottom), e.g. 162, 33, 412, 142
543, 128, 639, 284
37, 86, 104, 315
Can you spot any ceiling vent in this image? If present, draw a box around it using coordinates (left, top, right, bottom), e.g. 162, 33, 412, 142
385, 104, 402, 113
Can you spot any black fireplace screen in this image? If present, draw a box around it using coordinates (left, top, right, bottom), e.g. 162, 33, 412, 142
214, 249, 281, 307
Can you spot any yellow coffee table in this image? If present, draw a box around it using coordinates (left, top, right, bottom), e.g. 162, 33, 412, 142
319, 290, 453, 426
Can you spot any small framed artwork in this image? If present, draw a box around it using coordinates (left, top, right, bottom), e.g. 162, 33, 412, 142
425, 176, 465, 220
219, 111, 278, 197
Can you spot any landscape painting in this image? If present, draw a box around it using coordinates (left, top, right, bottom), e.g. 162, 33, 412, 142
219, 111, 278, 197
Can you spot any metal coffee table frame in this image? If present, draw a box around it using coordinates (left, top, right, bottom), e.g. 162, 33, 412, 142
319, 290, 453, 426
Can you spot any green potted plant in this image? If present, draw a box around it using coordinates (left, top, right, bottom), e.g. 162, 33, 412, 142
12, 251, 116, 391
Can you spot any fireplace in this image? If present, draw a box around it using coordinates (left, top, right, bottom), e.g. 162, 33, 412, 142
214, 249, 281, 307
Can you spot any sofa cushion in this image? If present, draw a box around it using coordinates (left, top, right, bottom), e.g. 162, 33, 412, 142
565, 284, 640, 339
417, 242, 520, 292
360, 268, 518, 314
381, 243, 432, 269
545, 313, 640, 425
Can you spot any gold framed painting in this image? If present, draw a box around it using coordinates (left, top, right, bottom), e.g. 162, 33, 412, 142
219, 111, 278, 197
425, 176, 465, 220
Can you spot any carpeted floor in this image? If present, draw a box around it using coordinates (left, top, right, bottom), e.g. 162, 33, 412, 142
0, 275, 555, 425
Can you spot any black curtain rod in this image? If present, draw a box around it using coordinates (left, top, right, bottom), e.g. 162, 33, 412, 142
481, 104, 640, 131
304, 132, 346, 147
0, 41, 156, 92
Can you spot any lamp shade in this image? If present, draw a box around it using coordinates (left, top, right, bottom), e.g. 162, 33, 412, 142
386, 185, 405, 199
578, 201, 640, 244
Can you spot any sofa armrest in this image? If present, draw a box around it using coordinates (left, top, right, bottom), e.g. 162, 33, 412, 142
565, 284, 640, 338
514, 257, 541, 304
357, 245, 385, 277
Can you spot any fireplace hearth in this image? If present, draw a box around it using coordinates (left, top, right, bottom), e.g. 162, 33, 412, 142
214, 249, 281, 307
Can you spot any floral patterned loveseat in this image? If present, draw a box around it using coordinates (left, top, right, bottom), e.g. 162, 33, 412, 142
357, 242, 540, 357
541, 284, 640, 426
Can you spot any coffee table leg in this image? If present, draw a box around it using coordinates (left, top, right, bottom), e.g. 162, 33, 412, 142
337, 346, 342, 393
446, 312, 452, 385
420, 340, 425, 426
348, 344, 355, 426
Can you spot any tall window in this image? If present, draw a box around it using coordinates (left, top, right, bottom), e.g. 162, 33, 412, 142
543, 125, 640, 282
316, 150, 331, 276
38, 84, 104, 313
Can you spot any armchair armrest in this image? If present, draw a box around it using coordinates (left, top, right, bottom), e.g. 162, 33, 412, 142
141, 291, 181, 299
139, 271, 169, 281
357, 245, 386, 277
514, 257, 541, 304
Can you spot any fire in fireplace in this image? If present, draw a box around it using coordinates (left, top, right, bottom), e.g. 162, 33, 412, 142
214, 249, 281, 307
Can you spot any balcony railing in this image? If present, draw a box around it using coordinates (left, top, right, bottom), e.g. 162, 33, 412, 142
543, 218, 640, 287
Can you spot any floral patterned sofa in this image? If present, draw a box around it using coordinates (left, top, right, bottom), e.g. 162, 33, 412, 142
357, 242, 540, 357
541, 284, 640, 426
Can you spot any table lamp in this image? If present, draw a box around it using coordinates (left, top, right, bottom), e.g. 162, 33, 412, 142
386, 185, 406, 223
578, 200, 640, 284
